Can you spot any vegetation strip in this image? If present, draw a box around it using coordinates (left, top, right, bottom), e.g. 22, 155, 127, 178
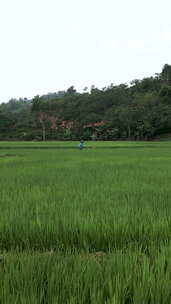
0, 144, 169, 149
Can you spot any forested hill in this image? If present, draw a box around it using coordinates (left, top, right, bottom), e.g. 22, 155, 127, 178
1, 64, 171, 141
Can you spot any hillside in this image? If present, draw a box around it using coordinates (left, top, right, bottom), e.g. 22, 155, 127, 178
1, 64, 171, 141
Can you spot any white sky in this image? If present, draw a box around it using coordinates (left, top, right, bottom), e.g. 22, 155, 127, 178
0, 0, 171, 102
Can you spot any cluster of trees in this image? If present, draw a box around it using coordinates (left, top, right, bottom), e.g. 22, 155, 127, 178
1, 64, 171, 141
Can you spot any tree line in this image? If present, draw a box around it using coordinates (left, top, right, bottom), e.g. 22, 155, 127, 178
1, 64, 171, 141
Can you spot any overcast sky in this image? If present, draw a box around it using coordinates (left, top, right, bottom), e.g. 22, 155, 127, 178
0, 0, 171, 102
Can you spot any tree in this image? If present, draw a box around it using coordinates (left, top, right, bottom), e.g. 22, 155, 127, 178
66, 86, 77, 95
161, 64, 171, 84
159, 85, 171, 99
32, 96, 48, 141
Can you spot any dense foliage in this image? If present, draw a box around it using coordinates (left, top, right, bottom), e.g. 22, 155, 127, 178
1, 64, 171, 140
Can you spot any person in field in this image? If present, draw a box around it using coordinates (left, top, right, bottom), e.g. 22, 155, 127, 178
79, 140, 84, 150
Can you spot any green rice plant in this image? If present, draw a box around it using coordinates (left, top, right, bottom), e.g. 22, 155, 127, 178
1, 142, 171, 302
0, 245, 171, 303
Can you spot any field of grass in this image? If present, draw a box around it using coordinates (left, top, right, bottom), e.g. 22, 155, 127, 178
0, 140, 168, 148
1, 141, 171, 303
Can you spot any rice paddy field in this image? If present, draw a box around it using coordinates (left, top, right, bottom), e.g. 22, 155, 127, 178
1, 141, 171, 303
